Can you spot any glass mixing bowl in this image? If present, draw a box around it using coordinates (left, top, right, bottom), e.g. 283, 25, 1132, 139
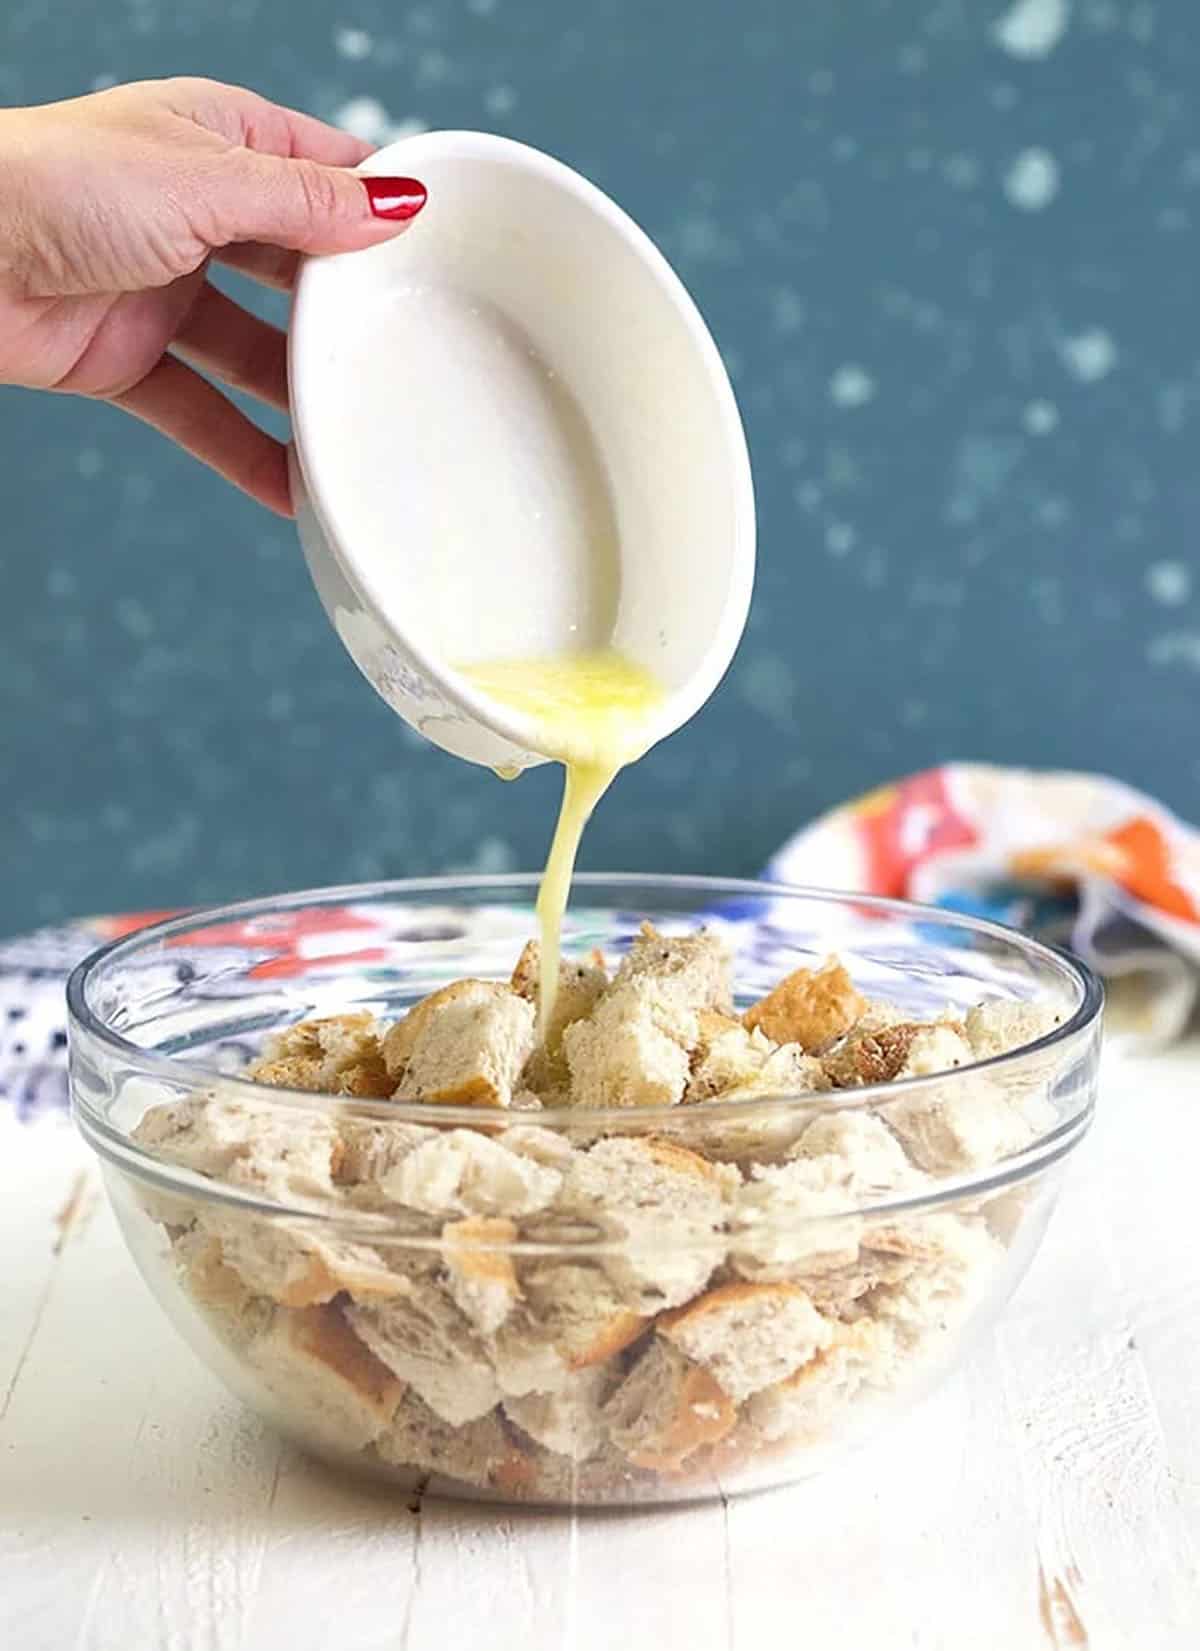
67, 875, 1102, 1507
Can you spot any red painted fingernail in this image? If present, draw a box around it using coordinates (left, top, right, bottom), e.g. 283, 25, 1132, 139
363, 176, 427, 221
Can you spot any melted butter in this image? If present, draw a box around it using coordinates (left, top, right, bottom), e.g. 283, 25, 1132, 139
459, 650, 663, 1027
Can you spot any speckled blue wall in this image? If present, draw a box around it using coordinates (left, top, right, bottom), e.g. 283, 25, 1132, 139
1, 1, 1197, 935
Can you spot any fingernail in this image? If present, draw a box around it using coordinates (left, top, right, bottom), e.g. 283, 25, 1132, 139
363, 176, 427, 221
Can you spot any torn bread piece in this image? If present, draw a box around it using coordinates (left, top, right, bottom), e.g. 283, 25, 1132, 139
503, 1363, 616, 1462
512, 940, 609, 1094
684, 1012, 767, 1102
603, 1337, 737, 1473
963, 999, 1063, 1135
556, 1136, 738, 1311
561, 925, 735, 1108
347, 1277, 501, 1426
744, 1319, 883, 1445
860, 1224, 1000, 1359
685, 1014, 829, 1105
791, 1109, 919, 1198
659, 1280, 834, 1403
800, 1251, 918, 1317
492, 1262, 648, 1397
880, 1075, 1036, 1175
334, 1119, 438, 1201
730, 1156, 862, 1284
495, 1123, 580, 1175
821, 1020, 972, 1088
563, 984, 697, 1110
248, 1302, 404, 1451
744, 958, 867, 1051
249, 1012, 393, 1099
380, 1128, 562, 1218
207, 1213, 408, 1308
133, 1094, 341, 1204
171, 1228, 273, 1349
964, 998, 1064, 1062
612, 922, 734, 1015
374, 1388, 529, 1492
382, 981, 535, 1108
442, 1216, 521, 1335
862, 1209, 1001, 1271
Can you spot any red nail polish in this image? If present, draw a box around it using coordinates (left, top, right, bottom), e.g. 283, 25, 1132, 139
363, 176, 427, 221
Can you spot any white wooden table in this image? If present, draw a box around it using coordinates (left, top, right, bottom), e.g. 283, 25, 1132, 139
3, 1047, 1198, 1651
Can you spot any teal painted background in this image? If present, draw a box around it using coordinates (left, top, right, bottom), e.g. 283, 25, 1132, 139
2, 1, 1198, 934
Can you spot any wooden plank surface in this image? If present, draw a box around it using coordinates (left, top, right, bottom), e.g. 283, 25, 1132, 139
2, 1048, 1198, 1650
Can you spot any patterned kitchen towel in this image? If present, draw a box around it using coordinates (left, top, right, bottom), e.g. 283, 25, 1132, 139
766, 764, 1200, 1051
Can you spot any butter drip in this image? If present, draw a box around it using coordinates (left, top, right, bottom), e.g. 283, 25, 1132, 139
459, 650, 663, 1025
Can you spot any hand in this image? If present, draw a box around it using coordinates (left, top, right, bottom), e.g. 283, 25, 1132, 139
0, 78, 426, 514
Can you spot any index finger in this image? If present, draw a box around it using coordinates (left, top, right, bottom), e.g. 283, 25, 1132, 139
268, 100, 375, 167
173, 78, 375, 167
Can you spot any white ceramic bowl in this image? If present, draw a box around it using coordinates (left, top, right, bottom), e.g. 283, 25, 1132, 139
288, 130, 755, 772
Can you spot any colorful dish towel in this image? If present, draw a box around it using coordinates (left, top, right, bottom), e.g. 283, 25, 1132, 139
767, 764, 1200, 1053
3, 763, 1196, 1123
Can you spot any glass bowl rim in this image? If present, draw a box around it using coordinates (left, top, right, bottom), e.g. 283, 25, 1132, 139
67, 872, 1103, 1222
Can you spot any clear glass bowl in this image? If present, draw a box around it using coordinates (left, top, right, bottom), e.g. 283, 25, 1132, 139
67, 875, 1102, 1507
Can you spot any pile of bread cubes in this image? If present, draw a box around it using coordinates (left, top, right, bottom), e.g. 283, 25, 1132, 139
132, 923, 1062, 1503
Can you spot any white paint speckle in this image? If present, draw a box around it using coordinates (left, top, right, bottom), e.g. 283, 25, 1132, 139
794, 480, 822, 513
809, 68, 835, 95
334, 26, 373, 60
76, 447, 104, 478
898, 43, 928, 73
485, 84, 516, 115
1059, 327, 1118, 382
1146, 561, 1192, 607
1032, 575, 1064, 625
1036, 495, 1071, 528
1023, 399, 1060, 434
472, 836, 516, 874
1158, 383, 1189, 433
91, 73, 117, 91
114, 598, 155, 641
1004, 147, 1060, 210
829, 364, 876, 409
943, 153, 980, 190
1148, 632, 1200, 670
1128, 1, 1154, 43
861, 547, 888, 589
826, 521, 856, 556
739, 655, 796, 728
333, 97, 427, 145
677, 214, 736, 264
992, 0, 1070, 59
416, 48, 451, 85
771, 288, 805, 334
468, 0, 497, 13
1084, 0, 1120, 30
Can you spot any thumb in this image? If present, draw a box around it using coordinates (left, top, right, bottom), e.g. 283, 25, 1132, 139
212, 152, 426, 254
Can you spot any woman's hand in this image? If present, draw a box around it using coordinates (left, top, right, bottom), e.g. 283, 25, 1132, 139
0, 78, 425, 514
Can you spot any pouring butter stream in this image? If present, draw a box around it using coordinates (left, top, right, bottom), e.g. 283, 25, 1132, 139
458, 650, 663, 1030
